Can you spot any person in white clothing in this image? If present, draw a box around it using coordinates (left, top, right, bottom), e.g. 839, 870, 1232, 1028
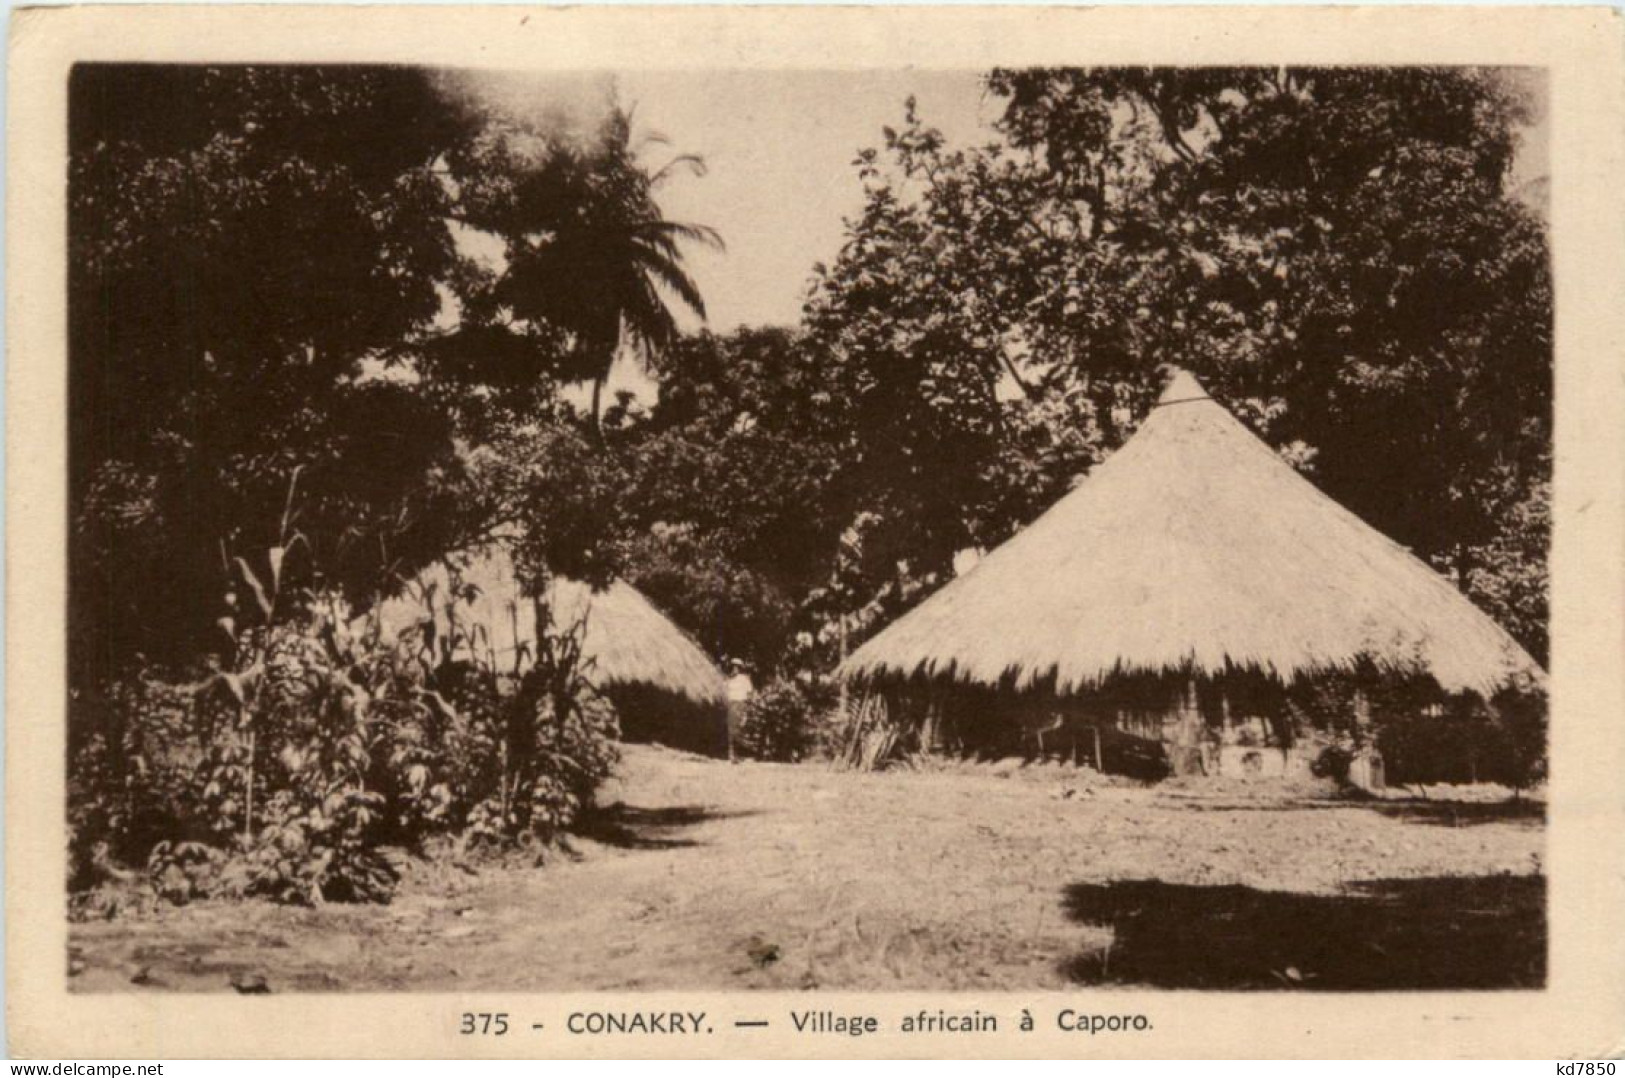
724, 661, 754, 762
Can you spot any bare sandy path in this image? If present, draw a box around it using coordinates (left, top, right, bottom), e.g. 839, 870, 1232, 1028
70, 745, 1544, 992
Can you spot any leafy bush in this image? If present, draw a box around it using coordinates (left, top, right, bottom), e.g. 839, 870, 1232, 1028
1288, 667, 1548, 788
1490, 684, 1548, 790
520, 691, 621, 841
68, 527, 622, 910
218, 788, 396, 905
463, 615, 621, 844
1311, 745, 1355, 783
734, 678, 833, 763
68, 672, 199, 892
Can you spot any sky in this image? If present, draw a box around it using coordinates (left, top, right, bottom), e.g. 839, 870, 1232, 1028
612, 70, 1000, 331
451, 69, 999, 400
450, 68, 1548, 401
459, 69, 1000, 331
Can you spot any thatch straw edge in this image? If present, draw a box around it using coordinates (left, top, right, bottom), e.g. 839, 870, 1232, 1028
839, 371, 1545, 699
371, 546, 727, 706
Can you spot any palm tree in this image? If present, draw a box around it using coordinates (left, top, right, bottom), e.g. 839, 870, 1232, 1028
497, 105, 722, 430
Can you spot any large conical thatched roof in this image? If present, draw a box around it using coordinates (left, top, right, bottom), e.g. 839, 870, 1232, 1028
840, 370, 1544, 698
372, 546, 726, 706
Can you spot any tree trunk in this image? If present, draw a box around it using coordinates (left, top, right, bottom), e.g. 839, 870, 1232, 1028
243, 726, 255, 840
837, 614, 849, 721
1352, 688, 1373, 746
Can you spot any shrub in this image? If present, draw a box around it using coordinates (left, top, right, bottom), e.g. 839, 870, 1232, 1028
734, 678, 832, 762
67, 527, 623, 909
1311, 744, 1355, 783
1287, 667, 1548, 788
216, 788, 396, 905
520, 690, 621, 840
68, 672, 200, 892
464, 617, 621, 844
1492, 684, 1548, 790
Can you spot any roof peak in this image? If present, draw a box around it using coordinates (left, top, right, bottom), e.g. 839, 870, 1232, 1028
1156, 367, 1210, 406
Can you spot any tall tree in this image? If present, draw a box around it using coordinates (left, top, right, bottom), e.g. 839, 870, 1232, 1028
69, 67, 713, 675
70, 65, 485, 670
608, 328, 855, 672
801, 99, 1111, 626
471, 104, 722, 429
810, 68, 1551, 662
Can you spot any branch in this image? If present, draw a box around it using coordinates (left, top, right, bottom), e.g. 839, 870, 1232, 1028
1157, 113, 1199, 163
1000, 351, 1041, 401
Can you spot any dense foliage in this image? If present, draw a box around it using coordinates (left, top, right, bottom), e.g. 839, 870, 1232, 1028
69, 65, 709, 906
604, 67, 1550, 783
70, 523, 622, 910
731, 678, 835, 763
70, 65, 714, 677
70, 63, 1552, 901
800, 68, 1551, 664
73, 69, 495, 664
602, 328, 856, 672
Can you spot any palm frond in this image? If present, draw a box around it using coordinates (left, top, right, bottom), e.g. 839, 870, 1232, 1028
650, 153, 708, 187
633, 246, 709, 320
619, 281, 683, 355
628, 219, 726, 253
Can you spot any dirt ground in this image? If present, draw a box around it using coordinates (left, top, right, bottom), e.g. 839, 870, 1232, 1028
69, 744, 1545, 992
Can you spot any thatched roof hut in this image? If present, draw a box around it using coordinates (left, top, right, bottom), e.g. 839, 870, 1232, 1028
840, 370, 1544, 701
373, 545, 726, 707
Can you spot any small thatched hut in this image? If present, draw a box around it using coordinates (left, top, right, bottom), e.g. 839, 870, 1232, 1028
838, 370, 1545, 784
373, 546, 729, 755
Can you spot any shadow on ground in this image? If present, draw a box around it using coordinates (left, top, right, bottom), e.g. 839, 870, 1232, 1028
1363, 799, 1546, 828
577, 802, 758, 849
1061, 874, 1545, 990
1161, 796, 1545, 829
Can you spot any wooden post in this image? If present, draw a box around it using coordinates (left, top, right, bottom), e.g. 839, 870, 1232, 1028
1173, 676, 1204, 776
837, 614, 849, 721
921, 690, 940, 753
1352, 687, 1372, 740
243, 727, 255, 839
509, 601, 523, 676
1350, 688, 1384, 790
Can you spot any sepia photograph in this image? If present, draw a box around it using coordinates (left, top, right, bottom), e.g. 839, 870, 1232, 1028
8, 3, 1625, 1062
61, 55, 1554, 994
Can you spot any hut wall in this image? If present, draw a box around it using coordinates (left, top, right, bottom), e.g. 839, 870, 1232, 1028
875, 669, 1376, 783
1348, 751, 1386, 790
604, 683, 730, 758
870, 669, 1397, 787
1216, 745, 1287, 779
